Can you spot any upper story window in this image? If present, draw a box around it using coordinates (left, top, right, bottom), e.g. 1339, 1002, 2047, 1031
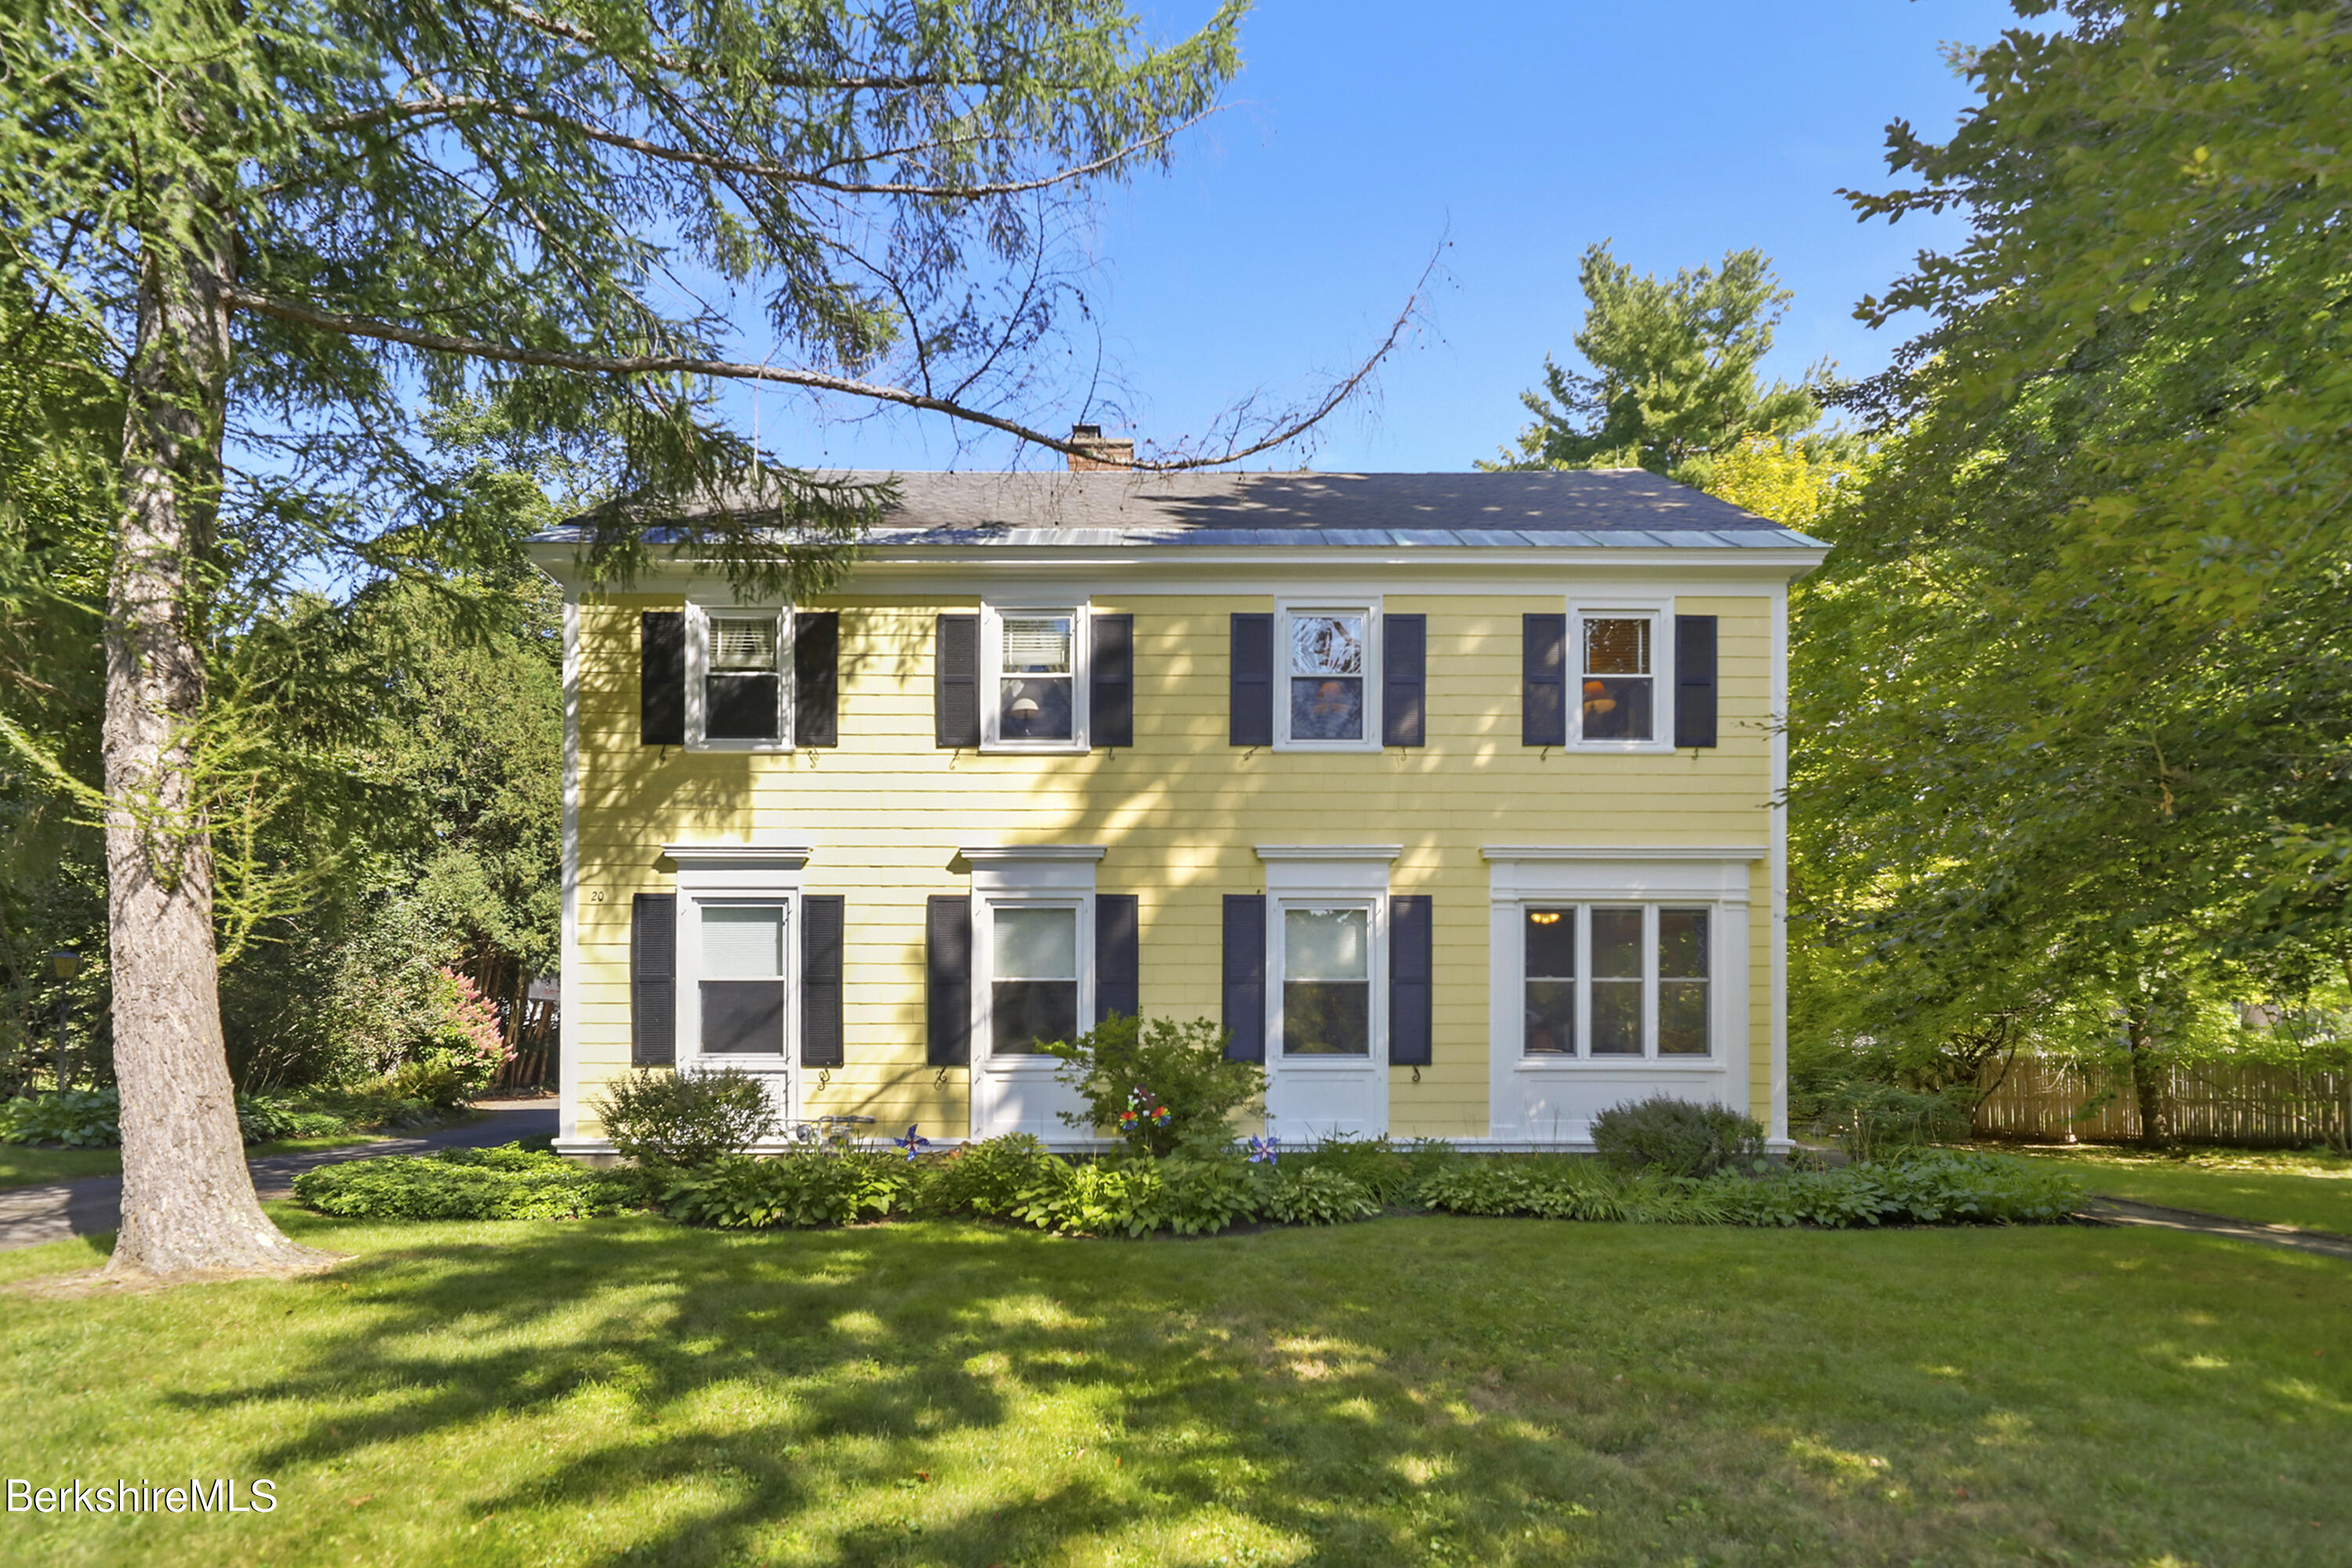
687, 604, 789, 749
1279, 604, 1380, 751
1578, 613, 1655, 743
983, 606, 1087, 751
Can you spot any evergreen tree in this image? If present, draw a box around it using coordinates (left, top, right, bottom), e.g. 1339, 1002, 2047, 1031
1482, 242, 1827, 486
0, 0, 1400, 1279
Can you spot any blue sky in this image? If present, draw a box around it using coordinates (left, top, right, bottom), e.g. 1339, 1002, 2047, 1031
759, 0, 2021, 475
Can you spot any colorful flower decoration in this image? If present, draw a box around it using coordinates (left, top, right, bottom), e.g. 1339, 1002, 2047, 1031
892, 1124, 934, 1162
1246, 1135, 1280, 1165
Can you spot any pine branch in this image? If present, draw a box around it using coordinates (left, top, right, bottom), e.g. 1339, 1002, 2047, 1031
315, 95, 1203, 197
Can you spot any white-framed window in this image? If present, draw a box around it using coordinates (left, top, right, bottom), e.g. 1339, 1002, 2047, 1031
1516, 904, 1711, 1059
686, 601, 791, 750
695, 898, 791, 1057
982, 604, 1087, 751
985, 900, 1085, 1056
1572, 607, 1667, 748
1277, 602, 1380, 751
1274, 898, 1380, 1057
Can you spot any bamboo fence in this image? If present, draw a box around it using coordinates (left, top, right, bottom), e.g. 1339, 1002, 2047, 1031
1972, 1054, 2350, 1146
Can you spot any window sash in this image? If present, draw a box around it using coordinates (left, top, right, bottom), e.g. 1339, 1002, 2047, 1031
689, 605, 788, 746
985, 608, 1085, 747
1577, 615, 1656, 743
1280, 608, 1374, 746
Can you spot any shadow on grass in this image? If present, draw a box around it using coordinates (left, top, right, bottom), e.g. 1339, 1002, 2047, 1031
115, 1209, 2352, 1568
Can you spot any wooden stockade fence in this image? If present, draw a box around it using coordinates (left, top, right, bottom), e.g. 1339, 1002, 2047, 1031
1973, 1054, 2350, 1147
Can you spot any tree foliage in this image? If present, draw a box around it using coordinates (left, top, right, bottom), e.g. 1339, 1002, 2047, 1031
0, 0, 1319, 1276
1483, 242, 1830, 487
1789, 0, 2352, 1134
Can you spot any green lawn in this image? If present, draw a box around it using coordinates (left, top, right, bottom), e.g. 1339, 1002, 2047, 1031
2005, 1145, 2352, 1236
1, 1209, 2346, 1566
0, 1136, 382, 1191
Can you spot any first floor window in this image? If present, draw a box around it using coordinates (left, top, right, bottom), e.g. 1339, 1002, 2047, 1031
997, 613, 1076, 742
1287, 611, 1367, 742
706, 612, 783, 742
701, 902, 785, 1054
1579, 615, 1653, 742
1520, 903, 1713, 1059
1658, 908, 1711, 1055
1591, 906, 1644, 1054
992, 904, 1078, 1054
1523, 906, 1576, 1054
1282, 905, 1371, 1054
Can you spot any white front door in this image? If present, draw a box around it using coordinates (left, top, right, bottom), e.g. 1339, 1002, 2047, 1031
1265, 902, 1388, 1142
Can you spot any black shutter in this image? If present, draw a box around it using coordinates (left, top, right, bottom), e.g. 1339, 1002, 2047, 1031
1094, 893, 1139, 1024
1382, 613, 1426, 747
800, 895, 845, 1067
935, 614, 980, 747
1675, 614, 1719, 749
1221, 894, 1266, 1062
641, 612, 686, 746
1389, 895, 1433, 1067
1090, 614, 1134, 749
794, 612, 840, 748
926, 895, 971, 1066
1523, 613, 1566, 746
630, 893, 677, 1066
1230, 613, 1273, 746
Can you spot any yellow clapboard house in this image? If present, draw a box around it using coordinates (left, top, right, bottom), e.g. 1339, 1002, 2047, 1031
529, 460, 1828, 1154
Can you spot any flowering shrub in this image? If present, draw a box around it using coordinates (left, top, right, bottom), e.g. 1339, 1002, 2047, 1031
429, 968, 510, 1097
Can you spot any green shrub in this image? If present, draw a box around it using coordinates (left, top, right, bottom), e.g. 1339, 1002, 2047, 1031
660, 1151, 915, 1229
236, 1095, 350, 1142
0, 1090, 122, 1147
1413, 1156, 1737, 1223
1041, 1014, 1264, 1156
292, 1143, 644, 1220
1590, 1095, 1766, 1178
593, 1066, 780, 1168
1808, 1082, 1973, 1162
1256, 1164, 1380, 1225
1010, 1160, 1167, 1237
914, 1134, 1062, 1218
1723, 1151, 2085, 1228
381, 1057, 473, 1109
1284, 1134, 1458, 1204
0, 1089, 354, 1148
1149, 1152, 1262, 1235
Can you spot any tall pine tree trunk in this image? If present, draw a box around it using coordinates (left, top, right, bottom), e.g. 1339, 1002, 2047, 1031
100, 203, 327, 1281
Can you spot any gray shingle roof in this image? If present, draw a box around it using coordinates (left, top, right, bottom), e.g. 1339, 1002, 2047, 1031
542, 468, 1828, 550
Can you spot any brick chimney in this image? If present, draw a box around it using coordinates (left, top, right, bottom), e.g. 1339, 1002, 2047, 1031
1065, 423, 1135, 472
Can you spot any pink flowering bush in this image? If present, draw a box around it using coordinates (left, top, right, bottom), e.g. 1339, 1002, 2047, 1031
429, 967, 511, 1095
